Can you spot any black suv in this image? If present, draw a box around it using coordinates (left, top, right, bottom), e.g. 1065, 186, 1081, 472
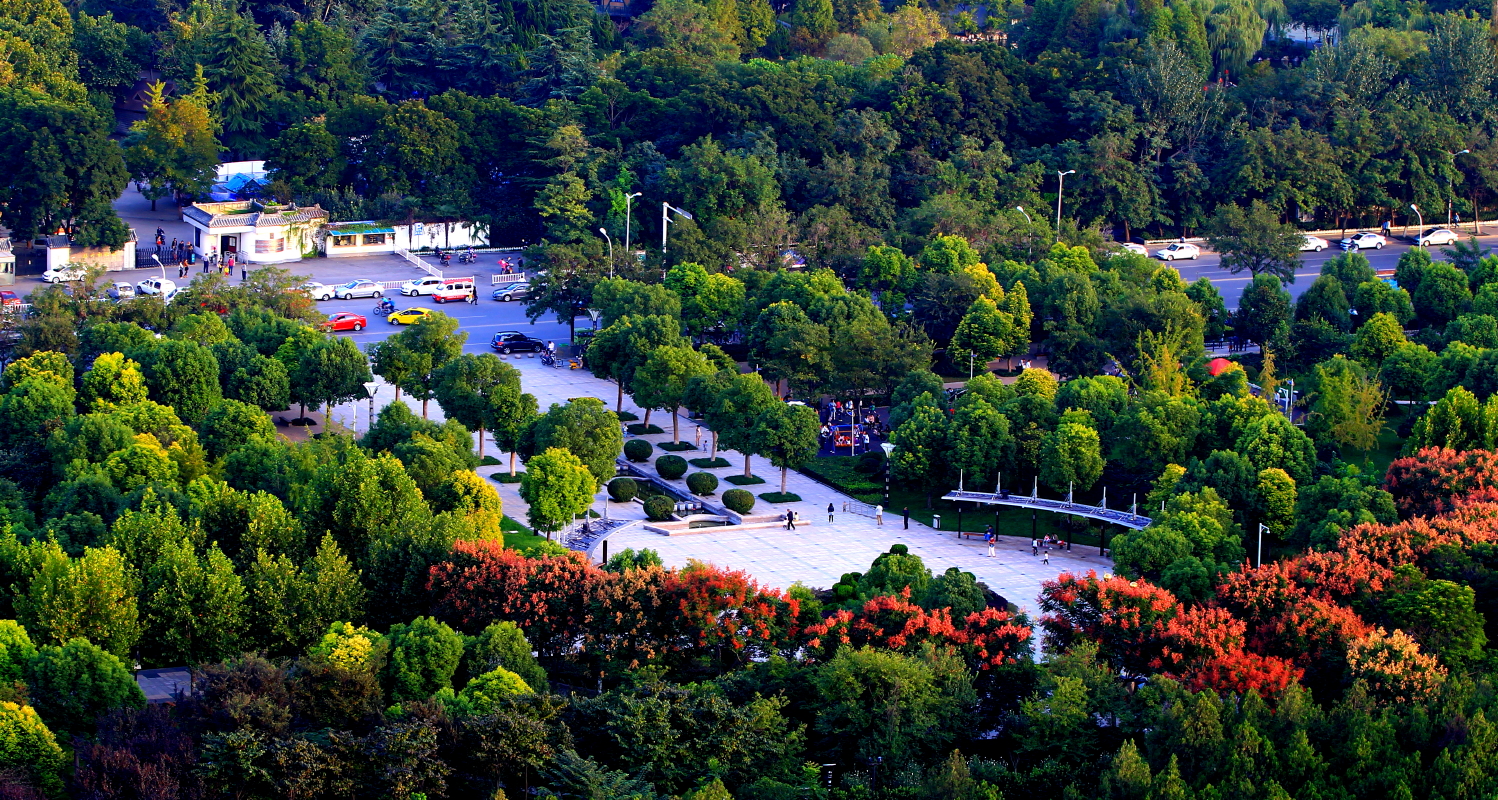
490, 331, 547, 354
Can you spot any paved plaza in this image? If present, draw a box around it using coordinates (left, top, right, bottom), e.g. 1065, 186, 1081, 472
329, 353, 1114, 618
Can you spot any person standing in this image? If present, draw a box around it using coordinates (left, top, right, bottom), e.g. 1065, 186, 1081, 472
827, 502, 835, 523
1042, 549, 1050, 565
985, 527, 996, 558
1031, 538, 1039, 555
875, 505, 884, 526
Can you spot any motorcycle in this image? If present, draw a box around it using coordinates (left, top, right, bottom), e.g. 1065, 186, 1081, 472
458, 250, 477, 264
539, 351, 557, 367
373, 303, 395, 316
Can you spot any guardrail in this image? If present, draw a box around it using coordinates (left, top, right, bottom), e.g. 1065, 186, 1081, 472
395, 249, 441, 280
491, 272, 527, 285
0, 303, 32, 316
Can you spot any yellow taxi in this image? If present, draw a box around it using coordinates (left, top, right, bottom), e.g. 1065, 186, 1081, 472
388, 307, 434, 325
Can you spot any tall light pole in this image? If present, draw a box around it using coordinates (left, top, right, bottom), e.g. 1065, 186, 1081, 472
1447, 150, 1469, 227
1257, 523, 1269, 568
661, 202, 693, 267
1015, 206, 1032, 256
151, 253, 165, 283
623, 192, 641, 263
1410, 203, 1423, 244
599, 227, 614, 278
1055, 169, 1075, 241
880, 442, 895, 508
362, 381, 379, 437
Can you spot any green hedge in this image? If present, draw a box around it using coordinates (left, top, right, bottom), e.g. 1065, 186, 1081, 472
686, 472, 718, 496
722, 489, 755, 514
644, 495, 675, 521
656, 455, 688, 480
607, 478, 638, 502
623, 439, 653, 462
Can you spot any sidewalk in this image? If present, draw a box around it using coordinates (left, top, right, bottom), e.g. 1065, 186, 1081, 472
325, 356, 1113, 617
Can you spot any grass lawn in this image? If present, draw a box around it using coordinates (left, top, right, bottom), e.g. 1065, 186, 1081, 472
759, 492, 802, 503
690, 457, 732, 468
803, 455, 1123, 552
725, 474, 766, 485
658, 441, 695, 451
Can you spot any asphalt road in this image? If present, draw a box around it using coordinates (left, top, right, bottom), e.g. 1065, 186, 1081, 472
1163, 229, 1498, 307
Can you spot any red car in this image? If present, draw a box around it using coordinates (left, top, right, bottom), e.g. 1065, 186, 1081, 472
321, 312, 367, 332
0, 290, 20, 307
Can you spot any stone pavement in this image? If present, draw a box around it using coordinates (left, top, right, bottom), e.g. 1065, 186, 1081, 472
325, 353, 1113, 617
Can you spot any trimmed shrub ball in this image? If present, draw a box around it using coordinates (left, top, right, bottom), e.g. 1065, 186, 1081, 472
644, 495, 675, 521
722, 489, 755, 514
607, 478, 637, 503
624, 439, 653, 462
686, 471, 718, 496
656, 455, 688, 480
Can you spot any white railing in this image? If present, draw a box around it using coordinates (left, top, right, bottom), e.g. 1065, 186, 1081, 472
396, 249, 442, 280
491, 272, 527, 285
0, 303, 31, 316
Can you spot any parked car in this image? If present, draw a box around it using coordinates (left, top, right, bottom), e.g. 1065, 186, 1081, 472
42, 265, 85, 283
302, 281, 335, 300
136, 277, 177, 296
401, 276, 444, 296
0, 290, 21, 308
335, 279, 384, 299
1340, 232, 1386, 250
107, 281, 135, 300
1415, 227, 1460, 246
1300, 235, 1329, 252
490, 331, 546, 354
321, 312, 368, 332
1118, 243, 1148, 256
1154, 242, 1200, 261
388, 307, 433, 325
492, 282, 531, 301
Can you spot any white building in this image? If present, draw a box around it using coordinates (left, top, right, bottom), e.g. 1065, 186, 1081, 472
182, 200, 328, 264
326, 219, 488, 257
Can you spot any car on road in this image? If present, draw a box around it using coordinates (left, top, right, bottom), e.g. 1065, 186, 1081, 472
492, 282, 531, 301
1300, 235, 1329, 252
321, 312, 367, 332
335, 279, 384, 299
1415, 227, 1460, 246
433, 278, 475, 303
42, 265, 85, 283
302, 281, 335, 300
0, 290, 21, 308
490, 331, 546, 354
1118, 243, 1148, 256
1340, 232, 1386, 250
388, 307, 434, 325
401, 276, 444, 296
137, 277, 177, 296
107, 281, 135, 301
1155, 242, 1200, 261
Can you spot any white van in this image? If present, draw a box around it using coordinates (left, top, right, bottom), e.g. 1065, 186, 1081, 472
401, 276, 444, 296
432, 278, 475, 303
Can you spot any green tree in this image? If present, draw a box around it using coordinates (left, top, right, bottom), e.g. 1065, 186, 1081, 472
141, 538, 246, 667
892, 394, 951, 505
756, 402, 821, 495
1236, 273, 1292, 347
366, 100, 465, 198
433, 353, 533, 461
748, 301, 830, 397
811, 645, 974, 764
0, 701, 66, 797
265, 121, 345, 197
1307, 356, 1387, 452
464, 620, 548, 692
0, 90, 129, 241
123, 79, 220, 208
1256, 467, 1297, 537
1296, 275, 1352, 331
665, 263, 746, 339
948, 397, 1015, 490
949, 296, 1015, 376
0, 621, 35, 691
632, 345, 715, 442
291, 336, 373, 422
523, 397, 622, 490
707, 373, 779, 479
588, 315, 690, 413
1351, 312, 1408, 366
201, 399, 278, 459
17, 544, 140, 660
520, 447, 597, 539
1041, 421, 1104, 494
1205, 201, 1304, 284
593, 278, 682, 328
1236, 412, 1316, 485
392, 313, 468, 418
1353, 279, 1416, 325
382, 616, 465, 702
1415, 261, 1473, 328
137, 338, 222, 426
25, 638, 146, 735
202, 10, 280, 156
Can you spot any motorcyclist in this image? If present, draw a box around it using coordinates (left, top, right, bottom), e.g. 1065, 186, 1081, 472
379, 297, 395, 314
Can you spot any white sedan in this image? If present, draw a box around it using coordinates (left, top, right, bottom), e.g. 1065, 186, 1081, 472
1415, 227, 1460, 246
1341, 232, 1386, 250
42, 265, 85, 283
136, 277, 177, 296
302, 281, 335, 300
1155, 242, 1200, 261
1119, 243, 1148, 256
1300, 235, 1329, 252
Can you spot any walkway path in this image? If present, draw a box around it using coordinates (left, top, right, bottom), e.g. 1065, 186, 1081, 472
325, 355, 1114, 616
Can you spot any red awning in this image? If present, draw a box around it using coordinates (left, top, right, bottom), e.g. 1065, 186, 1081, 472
1207, 357, 1236, 376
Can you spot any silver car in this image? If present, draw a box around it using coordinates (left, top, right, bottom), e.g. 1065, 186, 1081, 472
492, 283, 530, 301
335, 279, 384, 299
107, 281, 135, 300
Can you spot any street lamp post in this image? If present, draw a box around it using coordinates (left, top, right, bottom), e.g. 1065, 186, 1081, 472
623, 192, 641, 263
1410, 204, 1423, 244
599, 227, 614, 278
1055, 170, 1076, 240
362, 381, 379, 436
1015, 206, 1032, 256
1257, 523, 1269, 568
880, 442, 895, 507
151, 253, 165, 283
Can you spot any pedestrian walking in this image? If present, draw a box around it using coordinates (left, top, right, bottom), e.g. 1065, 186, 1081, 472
875, 504, 884, 526
786, 510, 797, 531
1031, 538, 1038, 555
827, 502, 835, 523
1042, 549, 1050, 565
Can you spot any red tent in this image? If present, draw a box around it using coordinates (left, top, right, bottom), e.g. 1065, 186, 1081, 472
1207, 357, 1236, 376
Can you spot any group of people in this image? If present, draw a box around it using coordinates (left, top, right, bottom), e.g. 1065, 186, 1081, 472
156, 229, 242, 281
